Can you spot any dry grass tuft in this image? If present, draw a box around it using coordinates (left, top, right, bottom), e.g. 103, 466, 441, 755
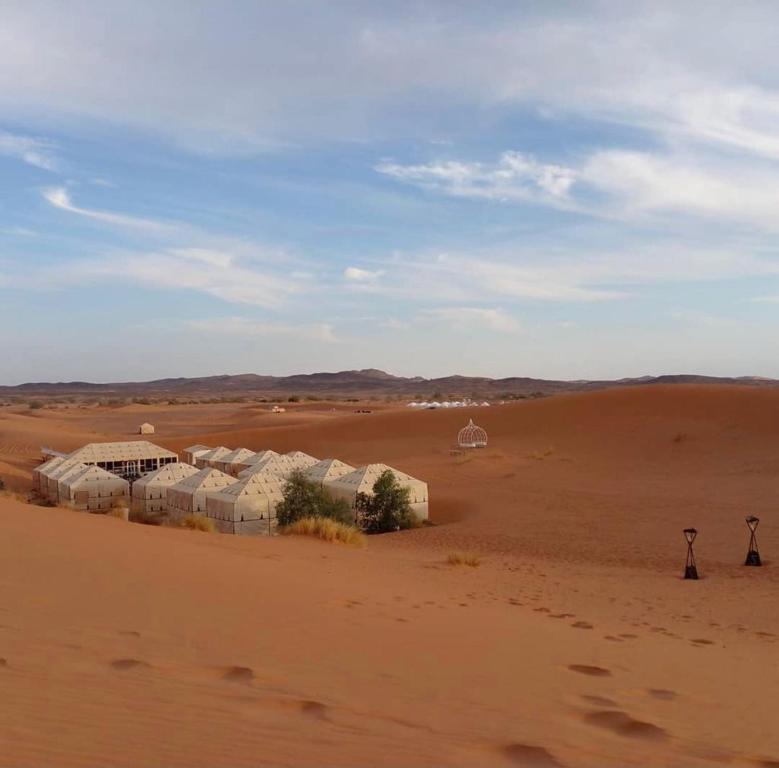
182, 514, 216, 533
446, 550, 482, 567
281, 516, 365, 546
106, 506, 129, 520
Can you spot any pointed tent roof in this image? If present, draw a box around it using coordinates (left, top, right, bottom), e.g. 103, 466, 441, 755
284, 450, 319, 469
184, 444, 210, 454
325, 463, 426, 495
213, 472, 285, 500
67, 441, 177, 463
237, 454, 297, 479
133, 462, 199, 490
46, 458, 89, 482
63, 464, 127, 489
218, 447, 257, 465
196, 446, 231, 463
303, 458, 355, 485
169, 466, 234, 493
35, 455, 66, 476
237, 449, 279, 468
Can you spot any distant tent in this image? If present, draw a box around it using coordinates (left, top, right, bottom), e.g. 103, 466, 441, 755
182, 444, 210, 465
139, 422, 155, 435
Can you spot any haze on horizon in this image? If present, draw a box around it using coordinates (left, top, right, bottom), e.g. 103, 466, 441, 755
3, 1, 779, 385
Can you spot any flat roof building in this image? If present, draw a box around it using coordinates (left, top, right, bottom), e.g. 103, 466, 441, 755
66, 441, 178, 482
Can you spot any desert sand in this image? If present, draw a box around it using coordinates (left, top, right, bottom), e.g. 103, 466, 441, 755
1, 385, 778, 767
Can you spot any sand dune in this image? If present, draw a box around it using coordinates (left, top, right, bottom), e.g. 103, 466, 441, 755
1, 386, 778, 766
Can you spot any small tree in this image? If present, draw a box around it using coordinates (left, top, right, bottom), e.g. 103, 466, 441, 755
355, 470, 414, 534
276, 470, 353, 526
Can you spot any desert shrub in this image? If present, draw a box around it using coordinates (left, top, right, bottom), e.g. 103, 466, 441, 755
182, 514, 215, 532
281, 516, 365, 546
287, 395, 300, 403
355, 470, 415, 534
0, 476, 5, 492
28, 400, 44, 410
276, 470, 353, 526
446, 550, 481, 567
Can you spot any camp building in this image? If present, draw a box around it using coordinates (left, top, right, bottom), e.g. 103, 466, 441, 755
131, 462, 199, 518
59, 465, 129, 512
166, 467, 235, 521
206, 471, 285, 535
65, 441, 178, 482
325, 464, 429, 521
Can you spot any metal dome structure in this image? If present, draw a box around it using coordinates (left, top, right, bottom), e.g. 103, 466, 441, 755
457, 419, 488, 449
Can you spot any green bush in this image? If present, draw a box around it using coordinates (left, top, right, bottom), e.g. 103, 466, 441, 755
355, 470, 414, 534
276, 470, 353, 526
28, 400, 44, 410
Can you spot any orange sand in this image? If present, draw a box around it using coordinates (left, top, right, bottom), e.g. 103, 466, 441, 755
1, 385, 778, 767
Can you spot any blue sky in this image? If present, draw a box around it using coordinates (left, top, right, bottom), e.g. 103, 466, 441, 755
3, 1, 779, 384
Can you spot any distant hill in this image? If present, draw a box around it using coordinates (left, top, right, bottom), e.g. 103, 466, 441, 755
1, 370, 777, 400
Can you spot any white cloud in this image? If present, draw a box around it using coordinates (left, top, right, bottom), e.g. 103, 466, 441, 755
0, 130, 58, 170
187, 316, 340, 343
42, 187, 172, 233
421, 307, 521, 334
376, 152, 576, 205
344, 266, 385, 282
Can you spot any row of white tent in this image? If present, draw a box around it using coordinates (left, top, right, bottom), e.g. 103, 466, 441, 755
134, 447, 429, 535
32, 443, 429, 535
407, 401, 491, 409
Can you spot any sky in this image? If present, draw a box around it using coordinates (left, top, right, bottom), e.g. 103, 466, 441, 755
3, 1, 779, 384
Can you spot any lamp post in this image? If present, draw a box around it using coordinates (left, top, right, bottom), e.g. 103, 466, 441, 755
683, 528, 699, 580
744, 516, 761, 567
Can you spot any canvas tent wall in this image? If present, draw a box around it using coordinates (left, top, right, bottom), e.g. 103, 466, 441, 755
44, 459, 89, 503
213, 448, 257, 477
325, 463, 429, 521
32, 455, 65, 495
194, 446, 231, 469
56, 461, 98, 503
166, 467, 234, 521
206, 473, 285, 535
131, 462, 199, 517
233, 449, 279, 475
60, 465, 129, 512
183, 444, 210, 465
302, 458, 355, 489
139, 423, 155, 435
66, 441, 178, 482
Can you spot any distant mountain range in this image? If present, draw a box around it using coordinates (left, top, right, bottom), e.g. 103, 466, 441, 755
1, 370, 777, 399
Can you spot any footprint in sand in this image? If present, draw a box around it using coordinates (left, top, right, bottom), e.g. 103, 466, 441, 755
583, 710, 667, 741
549, 613, 575, 620
118, 630, 141, 637
690, 638, 714, 646
0, 658, 8, 668
110, 658, 149, 671
567, 664, 611, 677
222, 666, 254, 683
752, 759, 779, 767
582, 694, 619, 707
619, 633, 638, 639
647, 688, 677, 701
604, 635, 623, 642
571, 621, 594, 630
502, 743, 563, 767
297, 700, 328, 720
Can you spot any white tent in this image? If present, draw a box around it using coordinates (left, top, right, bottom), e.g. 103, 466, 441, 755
213, 448, 257, 477
194, 446, 231, 469
302, 458, 355, 489
131, 462, 199, 517
60, 465, 129, 512
139, 422, 155, 435
206, 472, 285, 535
284, 450, 319, 470
237, 454, 298, 480
325, 463, 429, 521
43, 458, 89, 503
182, 444, 210, 465
32, 455, 65, 495
233, 449, 279, 475
166, 467, 235, 521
